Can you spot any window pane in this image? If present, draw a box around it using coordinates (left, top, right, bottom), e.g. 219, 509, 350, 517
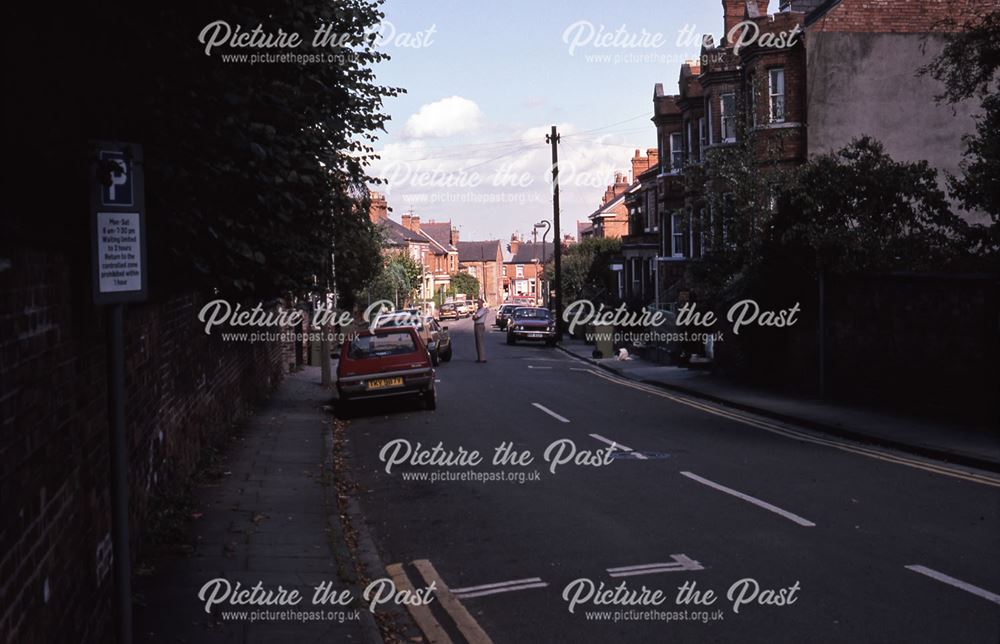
770, 68, 784, 94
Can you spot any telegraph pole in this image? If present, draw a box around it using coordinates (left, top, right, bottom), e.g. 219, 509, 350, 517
546, 125, 562, 338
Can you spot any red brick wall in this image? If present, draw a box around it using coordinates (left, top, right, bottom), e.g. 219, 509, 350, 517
0, 249, 285, 644
808, 0, 991, 32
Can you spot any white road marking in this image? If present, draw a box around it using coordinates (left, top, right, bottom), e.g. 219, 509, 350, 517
905, 565, 1000, 605
451, 577, 545, 593
527, 365, 553, 370
608, 555, 704, 578
532, 403, 570, 423
680, 471, 816, 527
569, 368, 590, 372
579, 366, 1000, 488
451, 577, 549, 598
589, 433, 648, 460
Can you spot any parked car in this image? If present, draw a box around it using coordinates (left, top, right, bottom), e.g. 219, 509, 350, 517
456, 302, 473, 317
506, 307, 557, 346
439, 303, 458, 320
375, 312, 452, 365
336, 327, 436, 410
495, 304, 518, 330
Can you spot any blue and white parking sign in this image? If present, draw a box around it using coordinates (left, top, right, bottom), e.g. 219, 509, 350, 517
99, 149, 133, 206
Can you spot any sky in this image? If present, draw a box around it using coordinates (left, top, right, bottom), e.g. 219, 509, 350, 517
368, 0, 776, 242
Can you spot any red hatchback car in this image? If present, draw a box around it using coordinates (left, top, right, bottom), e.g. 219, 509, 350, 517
336, 327, 436, 410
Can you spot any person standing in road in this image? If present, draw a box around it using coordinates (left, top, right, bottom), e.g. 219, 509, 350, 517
473, 298, 489, 363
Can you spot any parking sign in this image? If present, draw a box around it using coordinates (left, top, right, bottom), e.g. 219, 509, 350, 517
90, 142, 148, 303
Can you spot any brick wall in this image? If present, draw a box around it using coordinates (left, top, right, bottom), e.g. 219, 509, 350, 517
807, 0, 991, 33
0, 249, 285, 644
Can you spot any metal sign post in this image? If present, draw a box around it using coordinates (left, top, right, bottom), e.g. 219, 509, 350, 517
90, 141, 147, 644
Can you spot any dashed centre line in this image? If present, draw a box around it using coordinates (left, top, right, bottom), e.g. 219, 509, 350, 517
680, 471, 816, 527
905, 565, 1000, 605
532, 402, 570, 423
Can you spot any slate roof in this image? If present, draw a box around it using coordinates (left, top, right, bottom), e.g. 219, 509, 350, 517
457, 240, 501, 263
509, 242, 555, 264
420, 222, 456, 251
380, 218, 425, 246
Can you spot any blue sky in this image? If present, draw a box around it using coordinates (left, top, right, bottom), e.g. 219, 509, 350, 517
369, 0, 775, 241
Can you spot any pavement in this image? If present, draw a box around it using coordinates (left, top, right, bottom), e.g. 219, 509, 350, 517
340, 314, 1000, 644
556, 337, 1000, 473
134, 367, 379, 644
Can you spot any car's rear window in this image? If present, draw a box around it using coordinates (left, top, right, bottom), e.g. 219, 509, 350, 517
378, 314, 424, 330
348, 332, 417, 359
515, 308, 550, 319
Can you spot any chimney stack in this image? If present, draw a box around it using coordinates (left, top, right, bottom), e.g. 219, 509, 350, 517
451, 227, 459, 246
722, 0, 746, 44
401, 213, 411, 230
631, 149, 651, 181
369, 192, 388, 224
509, 233, 520, 256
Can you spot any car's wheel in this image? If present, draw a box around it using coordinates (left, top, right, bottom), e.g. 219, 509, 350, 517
507, 333, 516, 345
430, 349, 439, 366
423, 387, 437, 411
440, 345, 452, 362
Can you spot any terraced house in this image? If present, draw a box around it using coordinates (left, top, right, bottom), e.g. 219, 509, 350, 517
616, 0, 986, 309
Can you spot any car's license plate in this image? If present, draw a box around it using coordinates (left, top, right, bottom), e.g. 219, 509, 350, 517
367, 377, 404, 390
528, 332, 543, 338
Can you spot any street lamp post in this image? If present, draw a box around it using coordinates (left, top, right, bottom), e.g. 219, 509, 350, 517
534, 220, 551, 308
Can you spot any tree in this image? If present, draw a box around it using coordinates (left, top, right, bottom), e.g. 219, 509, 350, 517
688, 136, 972, 306
557, 237, 622, 305
450, 273, 480, 298
5, 0, 403, 299
920, 9, 1000, 257
368, 252, 422, 308
782, 137, 969, 275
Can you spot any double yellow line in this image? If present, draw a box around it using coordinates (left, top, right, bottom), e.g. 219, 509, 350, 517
386, 560, 494, 644
583, 367, 1000, 489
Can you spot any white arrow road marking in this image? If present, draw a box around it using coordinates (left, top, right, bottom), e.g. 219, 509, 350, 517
532, 402, 570, 423
607, 554, 704, 578
589, 433, 648, 460
905, 565, 1000, 605
680, 471, 816, 527
452, 577, 549, 599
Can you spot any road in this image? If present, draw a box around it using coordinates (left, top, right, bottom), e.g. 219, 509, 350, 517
340, 313, 1000, 644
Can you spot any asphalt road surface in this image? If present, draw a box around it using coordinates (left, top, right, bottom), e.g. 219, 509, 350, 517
341, 313, 1000, 644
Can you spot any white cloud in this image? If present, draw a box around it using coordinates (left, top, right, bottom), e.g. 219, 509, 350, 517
402, 96, 484, 139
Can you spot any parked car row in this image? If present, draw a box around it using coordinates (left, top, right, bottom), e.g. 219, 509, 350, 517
373, 311, 452, 365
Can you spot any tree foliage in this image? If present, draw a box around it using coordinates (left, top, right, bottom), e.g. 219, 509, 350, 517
367, 251, 422, 307
5, 1, 403, 299
919, 8, 1000, 257
450, 273, 480, 298
558, 237, 622, 305
689, 137, 974, 305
